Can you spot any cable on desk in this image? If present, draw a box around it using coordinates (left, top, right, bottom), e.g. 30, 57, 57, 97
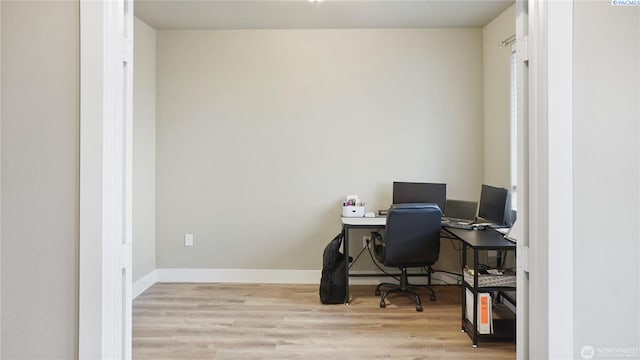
348, 245, 368, 270
447, 238, 462, 252
432, 268, 463, 278
421, 267, 451, 285
501, 250, 517, 270
427, 267, 463, 285
440, 230, 463, 268
447, 238, 464, 270
365, 242, 400, 282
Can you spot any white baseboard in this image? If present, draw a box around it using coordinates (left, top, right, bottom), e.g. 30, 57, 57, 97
349, 270, 459, 286
133, 269, 157, 299
133, 268, 460, 297
431, 271, 462, 285
155, 268, 321, 284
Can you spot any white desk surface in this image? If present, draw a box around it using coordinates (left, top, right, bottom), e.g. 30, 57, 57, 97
341, 216, 386, 226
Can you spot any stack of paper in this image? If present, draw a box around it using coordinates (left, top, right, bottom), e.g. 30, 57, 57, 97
465, 289, 493, 334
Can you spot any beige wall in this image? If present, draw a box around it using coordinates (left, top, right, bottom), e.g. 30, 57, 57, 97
1, 1, 79, 358
482, 4, 515, 189
573, 1, 640, 353
155, 29, 484, 272
133, 17, 157, 282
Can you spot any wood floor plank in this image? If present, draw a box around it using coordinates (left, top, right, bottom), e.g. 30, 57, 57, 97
133, 283, 515, 359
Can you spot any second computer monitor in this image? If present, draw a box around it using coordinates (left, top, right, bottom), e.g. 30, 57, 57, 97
392, 181, 446, 212
478, 184, 510, 225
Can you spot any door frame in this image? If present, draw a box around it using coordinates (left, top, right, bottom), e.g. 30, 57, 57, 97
78, 0, 133, 358
521, 0, 575, 359
75, 1, 578, 358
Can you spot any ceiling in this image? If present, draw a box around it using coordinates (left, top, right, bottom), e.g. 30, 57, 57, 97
134, 0, 515, 30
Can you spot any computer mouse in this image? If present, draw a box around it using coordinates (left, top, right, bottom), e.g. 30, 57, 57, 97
472, 225, 486, 231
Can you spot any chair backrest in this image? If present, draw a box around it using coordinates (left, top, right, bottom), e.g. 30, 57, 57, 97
383, 203, 442, 268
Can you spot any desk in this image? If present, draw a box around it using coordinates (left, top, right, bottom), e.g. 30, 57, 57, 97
340, 216, 386, 304
340, 217, 517, 347
341, 216, 444, 303
443, 227, 516, 347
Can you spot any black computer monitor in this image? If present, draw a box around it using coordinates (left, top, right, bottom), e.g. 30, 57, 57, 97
392, 181, 446, 212
478, 184, 510, 225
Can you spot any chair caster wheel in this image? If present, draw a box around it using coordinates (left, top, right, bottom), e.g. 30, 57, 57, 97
430, 295, 436, 301
375, 290, 380, 296
416, 305, 423, 312
380, 301, 386, 308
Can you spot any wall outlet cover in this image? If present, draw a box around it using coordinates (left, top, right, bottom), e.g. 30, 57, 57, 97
185, 233, 194, 247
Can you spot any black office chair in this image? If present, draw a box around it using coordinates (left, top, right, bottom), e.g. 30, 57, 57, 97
374, 203, 441, 312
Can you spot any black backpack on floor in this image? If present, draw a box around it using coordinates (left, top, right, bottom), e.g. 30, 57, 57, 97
319, 232, 347, 304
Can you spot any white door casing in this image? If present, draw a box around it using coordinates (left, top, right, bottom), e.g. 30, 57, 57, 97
79, 0, 133, 358
518, 1, 575, 359
514, 1, 529, 359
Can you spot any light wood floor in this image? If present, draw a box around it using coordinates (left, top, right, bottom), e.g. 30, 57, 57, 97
133, 283, 515, 359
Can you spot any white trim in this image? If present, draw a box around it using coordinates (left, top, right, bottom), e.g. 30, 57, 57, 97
349, 271, 458, 286
526, 0, 575, 358
514, 2, 530, 359
156, 268, 321, 284
0, 2, 3, 356
79, 0, 131, 358
133, 270, 157, 299
122, 0, 134, 358
349, 275, 392, 285
546, 0, 573, 358
151, 268, 459, 286
528, 0, 550, 358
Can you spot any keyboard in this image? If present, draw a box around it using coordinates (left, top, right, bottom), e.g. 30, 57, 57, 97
442, 221, 476, 230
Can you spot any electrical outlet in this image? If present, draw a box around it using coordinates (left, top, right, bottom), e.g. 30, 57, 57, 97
184, 233, 194, 247
363, 235, 371, 248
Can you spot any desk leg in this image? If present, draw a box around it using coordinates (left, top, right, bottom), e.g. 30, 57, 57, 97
472, 248, 479, 348
343, 225, 350, 305
461, 243, 467, 332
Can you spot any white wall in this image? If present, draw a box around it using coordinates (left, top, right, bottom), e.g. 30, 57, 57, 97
155, 29, 484, 272
1, 1, 79, 358
133, 17, 157, 283
573, 0, 640, 355
483, 4, 515, 189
